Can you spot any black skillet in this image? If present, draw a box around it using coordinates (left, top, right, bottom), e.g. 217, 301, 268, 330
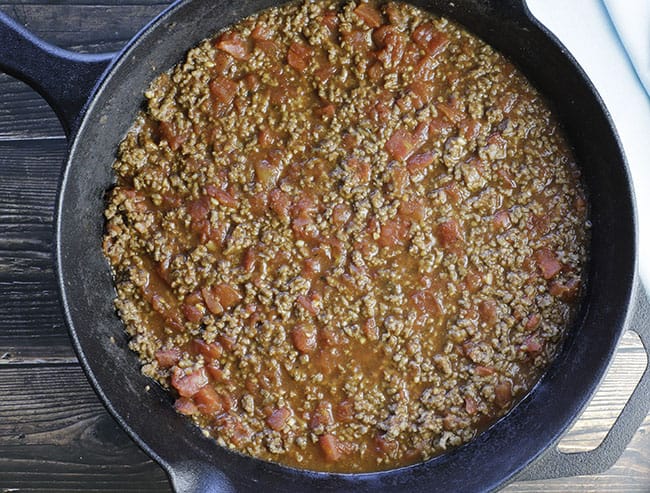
1, 0, 649, 491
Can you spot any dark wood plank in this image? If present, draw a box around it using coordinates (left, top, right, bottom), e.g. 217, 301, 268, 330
0, 139, 76, 360
0, 365, 170, 492
0, 75, 62, 139
0, 3, 169, 51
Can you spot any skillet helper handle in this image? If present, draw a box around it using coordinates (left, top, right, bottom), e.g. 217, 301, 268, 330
0, 10, 115, 138
167, 461, 235, 493
519, 282, 650, 480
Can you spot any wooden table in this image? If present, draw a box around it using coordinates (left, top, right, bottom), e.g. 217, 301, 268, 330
0, 1, 648, 491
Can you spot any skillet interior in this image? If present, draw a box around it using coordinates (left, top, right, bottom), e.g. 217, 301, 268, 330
56, 0, 636, 491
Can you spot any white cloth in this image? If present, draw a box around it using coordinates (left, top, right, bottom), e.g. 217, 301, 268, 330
527, 0, 650, 284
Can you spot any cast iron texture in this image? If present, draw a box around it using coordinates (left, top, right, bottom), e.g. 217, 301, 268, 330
0, 0, 645, 491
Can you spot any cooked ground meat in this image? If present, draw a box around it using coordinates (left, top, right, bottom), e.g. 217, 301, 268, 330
102, 0, 589, 473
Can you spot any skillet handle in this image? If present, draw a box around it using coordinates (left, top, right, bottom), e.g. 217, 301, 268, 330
518, 281, 650, 480
166, 461, 235, 493
0, 10, 115, 138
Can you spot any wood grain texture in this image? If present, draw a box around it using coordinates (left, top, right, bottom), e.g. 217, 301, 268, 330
0, 0, 648, 491
0, 365, 170, 492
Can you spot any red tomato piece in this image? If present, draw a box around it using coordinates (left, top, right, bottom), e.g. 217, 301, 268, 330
155, 348, 181, 368
269, 188, 291, 220
436, 219, 463, 248
465, 396, 478, 415
407, 151, 436, 174
171, 367, 209, 398
386, 128, 418, 161
206, 186, 238, 208
182, 302, 204, 323
266, 407, 291, 431
291, 324, 317, 354
354, 3, 383, 27
495, 381, 512, 408
319, 434, 342, 462
194, 385, 223, 414
213, 283, 242, 310
478, 299, 497, 325
174, 397, 198, 416
209, 76, 238, 105
378, 218, 410, 247
214, 32, 249, 60
534, 248, 562, 279
201, 287, 223, 315
287, 42, 312, 71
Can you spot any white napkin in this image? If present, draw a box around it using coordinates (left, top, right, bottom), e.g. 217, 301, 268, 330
603, 0, 650, 98
528, 0, 650, 285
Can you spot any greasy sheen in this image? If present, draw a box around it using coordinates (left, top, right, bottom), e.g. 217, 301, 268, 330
103, 0, 589, 472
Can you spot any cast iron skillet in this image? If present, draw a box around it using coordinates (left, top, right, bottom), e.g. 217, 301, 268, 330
1, 0, 649, 491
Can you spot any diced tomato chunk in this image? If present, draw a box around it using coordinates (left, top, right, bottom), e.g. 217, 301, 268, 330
187, 196, 210, 222
331, 203, 351, 226
398, 198, 426, 222
335, 400, 355, 423
193, 338, 223, 361
386, 128, 418, 160
209, 76, 238, 105
155, 348, 181, 368
206, 361, 227, 383
411, 289, 442, 316
296, 294, 319, 315
408, 80, 433, 109
437, 102, 464, 123
213, 283, 242, 310
478, 299, 497, 325
242, 248, 257, 273
215, 32, 249, 60
495, 381, 512, 407
354, 3, 383, 27
321, 10, 339, 31
291, 324, 317, 354
266, 407, 291, 431
407, 151, 436, 174
171, 367, 209, 397
255, 159, 280, 188
287, 42, 312, 71
319, 433, 342, 461
459, 118, 481, 140
159, 121, 186, 151
378, 218, 410, 247
465, 396, 478, 415
362, 317, 379, 340
375, 433, 399, 454
493, 210, 511, 230
182, 302, 204, 323
525, 313, 541, 330
251, 24, 272, 41
534, 248, 562, 279
174, 397, 198, 416
269, 188, 292, 220
475, 365, 494, 376
522, 335, 543, 354
194, 385, 223, 414
201, 286, 223, 315
549, 276, 581, 301
436, 219, 463, 248
206, 186, 238, 208
377, 30, 405, 67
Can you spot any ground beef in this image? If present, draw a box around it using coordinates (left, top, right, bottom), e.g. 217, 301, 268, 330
102, 0, 589, 473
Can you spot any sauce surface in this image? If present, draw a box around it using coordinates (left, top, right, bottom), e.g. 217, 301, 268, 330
103, 0, 589, 472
